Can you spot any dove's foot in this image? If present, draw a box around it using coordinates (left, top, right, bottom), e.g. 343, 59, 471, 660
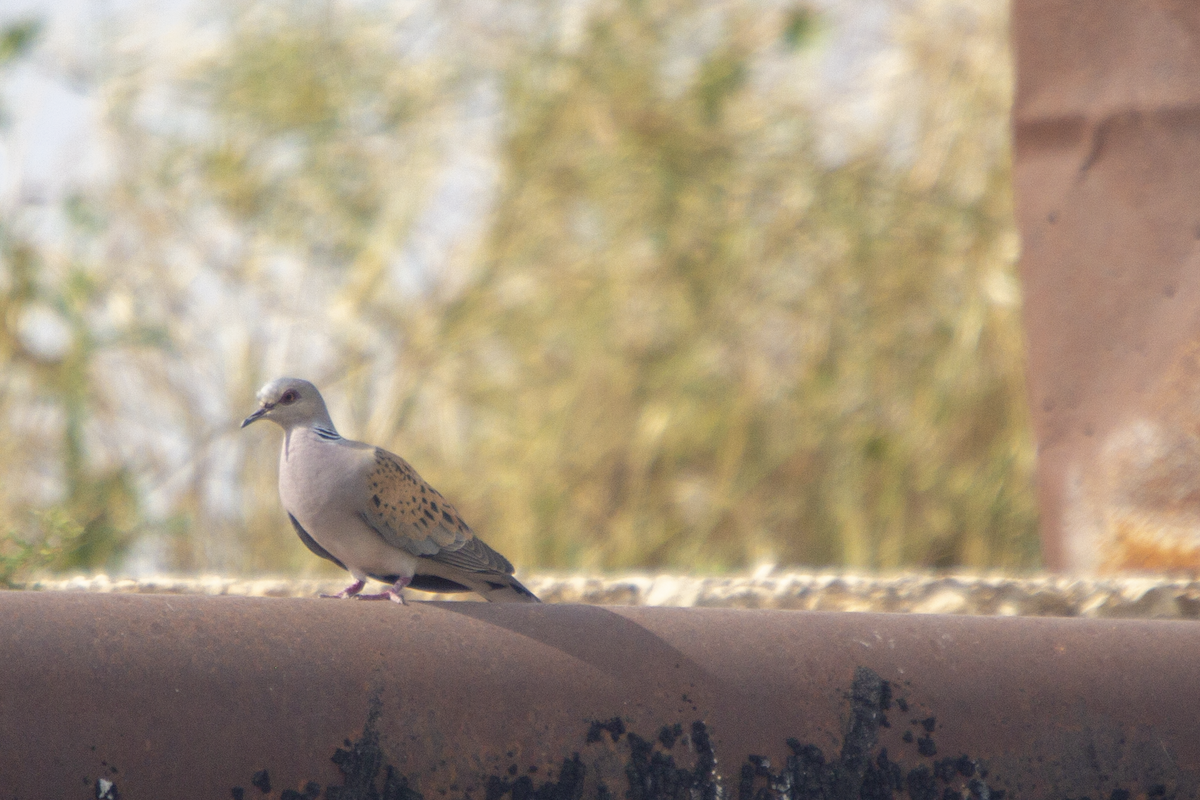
320, 579, 366, 599
353, 577, 410, 605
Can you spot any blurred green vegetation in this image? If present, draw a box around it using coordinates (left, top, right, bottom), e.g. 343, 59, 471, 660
0, 18, 141, 584
0, 0, 1038, 578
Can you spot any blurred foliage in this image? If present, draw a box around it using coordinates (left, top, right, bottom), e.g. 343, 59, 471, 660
0, 0, 1038, 578
0, 18, 37, 66
0, 17, 141, 577
416, 0, 1034, 571
0, 509, 84, 587
0, 231, 142, 572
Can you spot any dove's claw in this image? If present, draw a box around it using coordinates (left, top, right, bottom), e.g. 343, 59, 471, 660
349, 577, 410, 604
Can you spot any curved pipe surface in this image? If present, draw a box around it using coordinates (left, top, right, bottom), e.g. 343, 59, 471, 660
0, 591, 1196, 799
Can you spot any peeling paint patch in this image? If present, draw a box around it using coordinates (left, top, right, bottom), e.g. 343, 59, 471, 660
234, 668, 1179, 800
94, 777, 120, 800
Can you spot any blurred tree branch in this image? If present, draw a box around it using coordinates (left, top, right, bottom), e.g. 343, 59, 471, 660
0, 0, 1036, 577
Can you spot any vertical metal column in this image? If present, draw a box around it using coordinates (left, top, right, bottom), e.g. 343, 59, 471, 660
1014, 0, 1200, 571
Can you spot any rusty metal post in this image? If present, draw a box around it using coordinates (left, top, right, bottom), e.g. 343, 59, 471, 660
1014, 0, 1200, 570
1, 592, 1197, 799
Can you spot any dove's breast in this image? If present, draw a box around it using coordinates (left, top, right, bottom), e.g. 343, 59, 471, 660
278, 431, 367, 515
277, 429, 418, 579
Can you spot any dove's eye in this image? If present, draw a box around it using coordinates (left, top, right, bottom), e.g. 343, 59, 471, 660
280, 389, 300, 405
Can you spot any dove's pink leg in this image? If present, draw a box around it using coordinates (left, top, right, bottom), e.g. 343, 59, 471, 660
320, 579, 365, 599
354, 576, 411, 605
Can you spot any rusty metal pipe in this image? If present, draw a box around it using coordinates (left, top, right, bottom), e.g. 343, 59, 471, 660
1, 591, 1197, 799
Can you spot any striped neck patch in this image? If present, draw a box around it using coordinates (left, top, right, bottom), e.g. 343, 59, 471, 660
312, 425, 342, 441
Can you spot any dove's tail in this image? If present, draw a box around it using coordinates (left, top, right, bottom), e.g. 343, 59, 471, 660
478, 575, 541, 603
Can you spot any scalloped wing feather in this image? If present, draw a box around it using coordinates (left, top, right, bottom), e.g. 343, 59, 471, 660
425, 535, 515, 575
359, 447, 473, 558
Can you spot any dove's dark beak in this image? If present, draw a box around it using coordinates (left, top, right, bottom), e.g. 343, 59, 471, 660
241, 406, 268, 428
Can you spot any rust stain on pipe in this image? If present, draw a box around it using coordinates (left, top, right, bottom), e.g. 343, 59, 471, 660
0, 592, 1197, 799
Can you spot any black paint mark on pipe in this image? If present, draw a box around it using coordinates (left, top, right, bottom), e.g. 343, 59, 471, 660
235, 667, 1176, 800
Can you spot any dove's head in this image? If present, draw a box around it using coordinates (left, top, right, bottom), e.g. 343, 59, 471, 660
241, 377, 334, 431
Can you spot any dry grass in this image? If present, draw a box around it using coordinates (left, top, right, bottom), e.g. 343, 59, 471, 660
0, 0, 1037, 582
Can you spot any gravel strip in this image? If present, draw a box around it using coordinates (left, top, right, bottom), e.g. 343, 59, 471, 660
12, 572, 1200, 618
